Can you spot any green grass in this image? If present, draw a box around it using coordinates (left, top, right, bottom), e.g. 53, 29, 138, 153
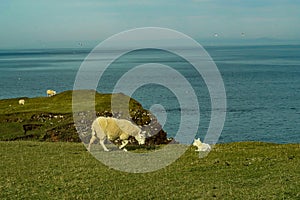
0, 90, 142, 116
1, 91, 299, 199
0, 90, 151, 142
0, 141, 299, 199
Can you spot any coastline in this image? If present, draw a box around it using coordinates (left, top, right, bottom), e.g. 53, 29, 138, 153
0, 90, 170, 145
1, 91, 299, 198
0, 90, 299, 145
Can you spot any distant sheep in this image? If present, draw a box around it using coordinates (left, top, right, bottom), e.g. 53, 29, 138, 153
47, 90, 56, 97
88, 117, 145, 152
193, 138, 211, 152
18, 99, 25, 105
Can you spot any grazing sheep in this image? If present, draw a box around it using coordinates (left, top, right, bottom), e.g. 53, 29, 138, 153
193, 138, 211, 152
46, 89, 56, 97
87, 117, 145, 152
18, 99, 25, 105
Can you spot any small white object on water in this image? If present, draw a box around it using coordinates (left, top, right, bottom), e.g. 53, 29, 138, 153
193, 138, 211, 152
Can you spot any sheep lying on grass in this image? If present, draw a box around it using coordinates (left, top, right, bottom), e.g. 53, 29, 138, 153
193, 138, 211, 152
87, 117, 145, 152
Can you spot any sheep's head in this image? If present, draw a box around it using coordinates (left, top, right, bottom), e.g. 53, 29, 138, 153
193, 138, 202, 147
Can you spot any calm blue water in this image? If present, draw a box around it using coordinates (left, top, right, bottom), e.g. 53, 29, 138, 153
0, 45, 299, 144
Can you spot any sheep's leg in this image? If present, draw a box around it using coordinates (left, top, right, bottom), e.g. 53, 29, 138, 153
87, 135, 97, 152
119, 140, 129, 151
100, 139, 110, 152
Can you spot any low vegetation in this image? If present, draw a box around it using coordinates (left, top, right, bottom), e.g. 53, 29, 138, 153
0, 141, 299, 199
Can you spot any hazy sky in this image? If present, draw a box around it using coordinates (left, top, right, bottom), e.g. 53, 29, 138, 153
1, 0, 300, 48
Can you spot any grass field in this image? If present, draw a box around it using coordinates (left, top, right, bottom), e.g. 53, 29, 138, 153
1, 91, 299, 199
0, 141, 299, 199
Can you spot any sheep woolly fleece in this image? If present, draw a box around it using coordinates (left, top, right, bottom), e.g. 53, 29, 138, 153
96, 117, 140, 141
18, 99, 25, 105
47, 90, 56, 97
88, 117, 145, 151
193, 138, 211, 152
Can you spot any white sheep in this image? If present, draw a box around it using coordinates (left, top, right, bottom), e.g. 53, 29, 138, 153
87, 117, 145, 152
46, 89, 56, 97
193, 138, 211, 152
18, 99, 25, 105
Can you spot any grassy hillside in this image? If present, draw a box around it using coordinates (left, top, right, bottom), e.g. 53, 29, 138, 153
0, 141, 299, 199
0, 90, 169, 145
1, 91, 299, 199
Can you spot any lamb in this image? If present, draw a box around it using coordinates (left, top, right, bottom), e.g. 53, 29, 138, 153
18, 99, 25, 105
46, 89, 56, 97
87, 117, 146, 152
193, 138, 211, 152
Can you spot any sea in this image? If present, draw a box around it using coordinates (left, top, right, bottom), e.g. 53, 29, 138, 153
0, 45, 299, 144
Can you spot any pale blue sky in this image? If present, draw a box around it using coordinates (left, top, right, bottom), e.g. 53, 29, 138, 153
1, 0, 300, 48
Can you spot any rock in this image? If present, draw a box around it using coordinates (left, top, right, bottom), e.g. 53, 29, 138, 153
23, 124, 43, 134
